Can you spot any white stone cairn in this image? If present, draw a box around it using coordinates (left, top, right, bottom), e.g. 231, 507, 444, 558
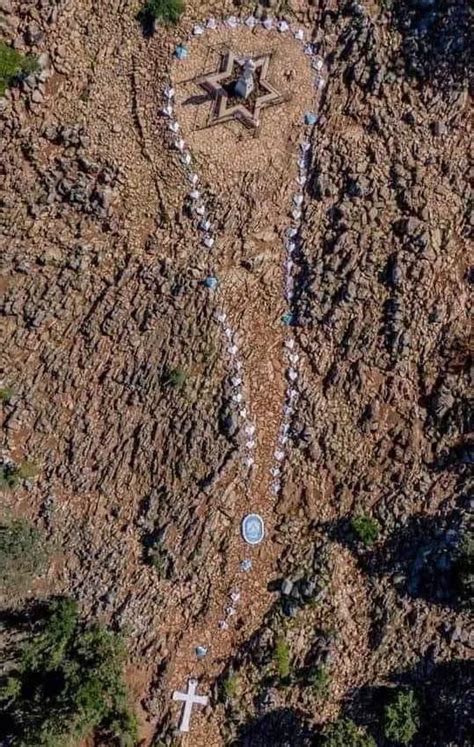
172, 679, 208, 733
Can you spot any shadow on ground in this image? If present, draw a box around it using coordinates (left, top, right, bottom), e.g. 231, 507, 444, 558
230, 707, 316, 747
344, 656, 473, 746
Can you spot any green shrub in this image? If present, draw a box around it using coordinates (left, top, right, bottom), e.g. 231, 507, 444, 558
0, 386, 14, 403
221, 672, 238, 702
0, 518, 49, 589
453, 528, 474, 606
308, 665, 330, 699
351, 514, 380, 546
0, 460, 39, 490
322, 718, 376, 747
384, 689, 420, 745
0, 597, 138, 746
0, 42, 37, 96
139, 0, 185, 26
274, 636, 291, 681
163, 367, 187, 389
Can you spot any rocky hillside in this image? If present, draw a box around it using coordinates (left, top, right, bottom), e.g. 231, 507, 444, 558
0, 0, 471, 745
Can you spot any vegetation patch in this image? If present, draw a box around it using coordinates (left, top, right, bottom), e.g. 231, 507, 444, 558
273, 636, 291, 682
138, 0, 185, 28
0, 42, 37, 96
350, 514, 380, 546
221, 671, 238, 702
453, 527, 473, 607
163, 366, 187, 389
0, 597, 138, 746
321, 718, 376, 747
0, 460, 40, 490
0, 386, 14, 403
0, 518, 49, 590
384, 688, 420, 745
308, 665, 330, 700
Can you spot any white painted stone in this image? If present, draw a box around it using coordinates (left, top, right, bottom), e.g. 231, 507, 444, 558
172, 680, 208, 734
242, 514, 265, 545
206, 18, 217, 29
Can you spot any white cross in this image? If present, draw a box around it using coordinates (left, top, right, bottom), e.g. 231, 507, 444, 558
172, 679, 208, 733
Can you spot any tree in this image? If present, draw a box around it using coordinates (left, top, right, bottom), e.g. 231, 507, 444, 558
0, 598, 138, 746
139, 0, 185, 28
322, 718, 376, 747
384, 689, 420, 745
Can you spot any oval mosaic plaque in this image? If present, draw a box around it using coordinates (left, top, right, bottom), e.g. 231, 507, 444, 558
241, 513, 265, 545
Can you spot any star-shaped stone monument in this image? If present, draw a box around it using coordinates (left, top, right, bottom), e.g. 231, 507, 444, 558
196, 51, 285, 129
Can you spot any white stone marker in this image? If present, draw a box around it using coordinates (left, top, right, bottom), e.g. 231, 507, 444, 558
172, 679, 208, 733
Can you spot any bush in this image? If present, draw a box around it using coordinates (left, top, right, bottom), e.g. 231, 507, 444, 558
384, 689, 420, 745
0, 597, 138, 746
0, 460, 40, 490
351, 514, 380, 546
221, 672, 238, 702
163, 367, 187, 389
0, 519, 49, 590
274, 636, 291, 681
308, 665, 330, 700
453, 528, 474, 606
322, 718, 376, 747
0, 42, 37, 96
0, 386, 14, 403
139, 0, 185, 26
